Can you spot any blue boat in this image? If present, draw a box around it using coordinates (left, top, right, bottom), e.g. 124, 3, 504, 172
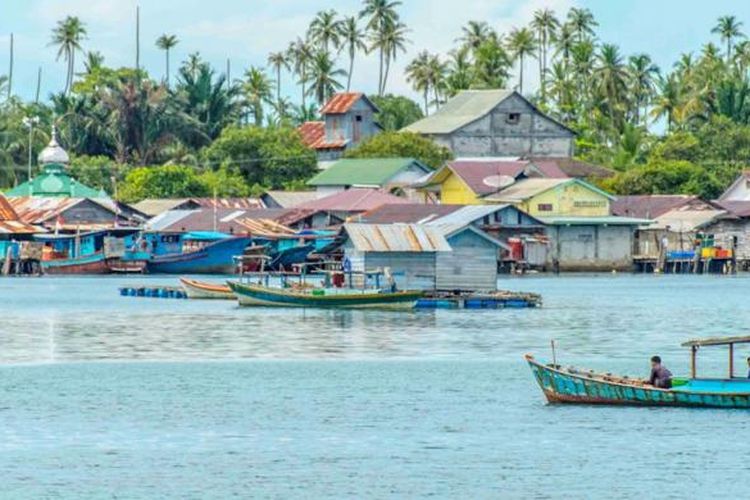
36, 230, 148, 274
145, 231, 251, 274
526, 336, 750, 408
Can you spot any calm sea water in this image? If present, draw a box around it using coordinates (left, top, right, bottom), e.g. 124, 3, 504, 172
1, 274, 750, 498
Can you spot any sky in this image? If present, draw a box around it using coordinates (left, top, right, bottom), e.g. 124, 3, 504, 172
2, 0, 750, 104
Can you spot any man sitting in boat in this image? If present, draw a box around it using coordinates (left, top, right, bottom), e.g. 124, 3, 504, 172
648, 356, 673, 389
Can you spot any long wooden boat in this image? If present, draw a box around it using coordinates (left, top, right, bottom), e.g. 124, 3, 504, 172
526, 335, 750, 408
228, 281, 423, 310
179, 277, 234, 300
42, 252, 112, 275
147, 236, 252, 274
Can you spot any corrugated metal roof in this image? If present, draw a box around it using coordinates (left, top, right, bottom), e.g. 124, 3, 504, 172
0, 220, 42, 234
446, 160, 530, 195
429, 204, 511, 227
482, 178, 571, 202
145, 209, 196, 231
537, 216, 652, 226
297, 121, 348, 150
308, 158, 429, 187
715, 200, 750, 217
262, 191, 319, 208
404, 90, 513, 134
297, 188, 410, 212
611, 195, 706, 219
528, 157, 614, 179
132, 198, 193, 217
191, 198, 264, 210
0, 194, 20, 221
320, 92, 364, 114
344, 223, 451, 252
362, 203, 461, 224
651, 208, 727, 231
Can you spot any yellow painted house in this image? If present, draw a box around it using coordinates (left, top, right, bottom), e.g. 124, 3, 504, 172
483, 178, 613, 217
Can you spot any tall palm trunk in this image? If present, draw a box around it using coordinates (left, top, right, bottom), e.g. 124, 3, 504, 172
382, 55, 391, 96
276, 66, 281, 104
378, 49, 384, 96
347, 52, 354, 92
518, 55, 524, 94
423, 88, 429, 116
8, 33, 13, 99
165, 49, 171, 88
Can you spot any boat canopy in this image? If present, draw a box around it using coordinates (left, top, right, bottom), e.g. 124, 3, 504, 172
682, 336, 750, 347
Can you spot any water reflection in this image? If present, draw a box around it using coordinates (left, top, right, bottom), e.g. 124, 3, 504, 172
1, 274, 749, 366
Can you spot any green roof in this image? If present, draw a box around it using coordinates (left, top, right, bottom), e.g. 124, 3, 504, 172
5, 164, 106, 198
307, 158, 431, 187
537, 216, 652, 226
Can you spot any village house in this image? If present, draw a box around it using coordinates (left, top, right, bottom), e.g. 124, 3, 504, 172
403, 90, 576, 158
260, 191, 319, 209
9, 197, 144, 232
362, 203, 548, 269
295, 188, 410, 223
414, 158, 613, 204
298, 92, 382, 162
0, 194, 41, 271
132, 197, 264, 219
338, 222, 505, 292
483, 178, 648, 271
307, 157, 432, 198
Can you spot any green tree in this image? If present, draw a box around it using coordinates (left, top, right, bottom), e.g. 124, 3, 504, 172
712, 15, 744, 62
50, 16, 87, 95
340, 16, 367, 91
119, 165, 210, 202
155, 34, 179, 88
308, 10, 342, 53
241, 66, 274, 126
360, 0, 404, 95
567, 8, 598, 42
304, 51, 346, 106
344, 131, 453, 169
531, 9, 560, 102
202, 125, 317, 188
369, 94, 424, 130
267, 51, 289, 105
507, 27, 538, 95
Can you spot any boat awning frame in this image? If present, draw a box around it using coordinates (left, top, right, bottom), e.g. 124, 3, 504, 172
682, 336, 750, 347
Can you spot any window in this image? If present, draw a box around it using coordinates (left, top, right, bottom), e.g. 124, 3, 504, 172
506, 112, 521, 124
537, 203, 553, 212
573, 200, 607, 208
355, 115, 363, 122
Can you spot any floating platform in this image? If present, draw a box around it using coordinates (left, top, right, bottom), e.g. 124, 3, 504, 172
416, 291, 542, 309
119, 285, 187, 299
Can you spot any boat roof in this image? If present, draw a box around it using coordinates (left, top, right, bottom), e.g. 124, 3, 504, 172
682, 336, 750, 347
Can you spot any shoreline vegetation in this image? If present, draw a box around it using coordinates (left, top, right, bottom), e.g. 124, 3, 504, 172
1, 4, 750, 202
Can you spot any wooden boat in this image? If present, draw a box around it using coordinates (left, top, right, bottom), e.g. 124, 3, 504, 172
146, 234, 252, 274
179, 277, 234, 300
228, 281, 423, 310
526, 336, 750, 408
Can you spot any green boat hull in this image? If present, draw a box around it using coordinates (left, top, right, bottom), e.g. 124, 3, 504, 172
228, 282, 422, 310
526, 355, 750, 408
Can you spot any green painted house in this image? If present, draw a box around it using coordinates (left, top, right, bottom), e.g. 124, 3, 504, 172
307, 157, 431, 197
5, 129, 106, 198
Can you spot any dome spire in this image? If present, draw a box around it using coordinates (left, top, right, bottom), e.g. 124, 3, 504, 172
38, 125, 70, 166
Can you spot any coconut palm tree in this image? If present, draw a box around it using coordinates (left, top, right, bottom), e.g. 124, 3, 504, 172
554, 23, 576, 68
83, 51, 105, 74
267, 51, 289, 104
371, 19, 409, 95
628, 54, 660, 126
49, 16, 87, 95
457, 21, 495, 54
242, 67, 274, 126
444, 47, 474, 97
531, 9, 560, 102
507, 27, 537, 94
594, 44, 629, 128
473, 37, 512, 89
566, 8, 598, 42
651, 73, 682, 131
339, 16, 367, 91
406, 51, 432, 114
304, 51, 346, 106
287, 38, 314, 108
712, 15, 745, 63
308, 10, 343, 53
156, 34, 179, 88
360, 0, 402, 95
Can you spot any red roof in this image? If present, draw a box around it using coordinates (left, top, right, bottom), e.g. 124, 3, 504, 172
714, 200, 750, 218
447, 160, 531, 195
320, 92, 364, 114
0, 194, 19, 221
298, 121, 348, 150
297, 189, 411, 213
362, 203, 461, 224
611, 195, 710, 219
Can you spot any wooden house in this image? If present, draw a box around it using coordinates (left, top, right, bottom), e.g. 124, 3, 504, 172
298, 93, 382, 161
403, 90, 575, 158
307, 157, 432, 198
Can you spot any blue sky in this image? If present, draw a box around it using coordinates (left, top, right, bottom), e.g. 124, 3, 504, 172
2, 0, 750, 103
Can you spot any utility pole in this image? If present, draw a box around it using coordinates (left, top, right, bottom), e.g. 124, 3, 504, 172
35, 67, 42, 104
8, 33, 13, 99
226, 58, 231, 91
22, 116, 40, 183
136, 6, 141, 73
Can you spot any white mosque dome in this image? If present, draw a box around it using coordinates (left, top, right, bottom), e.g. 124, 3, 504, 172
38, 128, 70, 165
